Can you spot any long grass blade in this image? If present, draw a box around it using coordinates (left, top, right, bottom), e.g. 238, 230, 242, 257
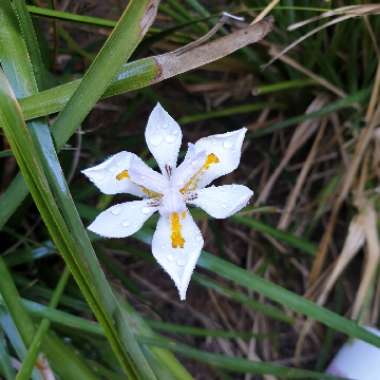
199, 251, 380, 348
50, 0, 160, 145
0, 66, 155, 379
0, 2, 161, 378
232, 215, 317, 255
133, 228, 380, 349
18, 19, 273, 123
0, 258, 99, 380
0, 330, 16, 380
12, 0, 47, 88
139, 336, 344, 379
15, 268, 70, 380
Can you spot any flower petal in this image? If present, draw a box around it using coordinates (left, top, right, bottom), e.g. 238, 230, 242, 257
145, 103, 182, 175
171, 150, 207, 189
128, 155, 168, 194
190, 184, 253, 219
186, 128, 247, 188
82, 151, 144, 197
88, 200, 157, 238
152, 211, 203, 300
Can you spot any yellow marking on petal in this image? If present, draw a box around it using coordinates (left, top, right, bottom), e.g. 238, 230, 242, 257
181, 153, 220, 194
181, 211, 187, 219
171, 212, 185, 249
116, 170, 129, 180
116, 169, 161, 198
141, 187, 162, 198
204, 153, 220, 169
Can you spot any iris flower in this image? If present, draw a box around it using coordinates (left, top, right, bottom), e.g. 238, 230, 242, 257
83, 103, 253, 300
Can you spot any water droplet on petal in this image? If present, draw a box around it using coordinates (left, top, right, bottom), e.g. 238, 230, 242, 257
196, 234, 203, 242
223, 141, 233, 149
165, 134, 176, 144
121, 220, 130, 227
167, 254, 174, 262
111, 206, 121, 215
150, 134, 163, 146
161, 123, 168, 129
142, 207, 151, 214
222, 203, 227, 209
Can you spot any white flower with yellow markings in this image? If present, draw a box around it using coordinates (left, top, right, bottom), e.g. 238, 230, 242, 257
83, 103, 253, 300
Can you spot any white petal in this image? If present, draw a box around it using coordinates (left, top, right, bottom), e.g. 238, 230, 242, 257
190, 184, 253, 219
82, 151, 144, 197
145, 103, 182, 174
187, 128, 247, 188
171, 150, 206, 189
326, 327, 380, 379
152, 211, 203, 300
88, 200, 157, 238
128, 155, 168, 194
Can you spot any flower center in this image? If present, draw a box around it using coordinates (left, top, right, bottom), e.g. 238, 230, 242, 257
180, 153, 220, 194
171, 212, 185, 248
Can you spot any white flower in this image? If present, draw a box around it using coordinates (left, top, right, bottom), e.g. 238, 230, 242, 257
83, 103, 253, 300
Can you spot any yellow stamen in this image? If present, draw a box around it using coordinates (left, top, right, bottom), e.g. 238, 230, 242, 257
181, 211, 187, 219
181, 153, 220, 193
116, 170, 129, 180
171, 212, 185, 249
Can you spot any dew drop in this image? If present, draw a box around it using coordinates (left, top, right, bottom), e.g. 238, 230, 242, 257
223, 141, 233, 149
161, 123, 168, 129
111, 206, 121, 215
142, 207, 151, 214
121, 220, 131, 227
167, 254, 174, 262
222, 203, 227, 209
150, 134, 163, 146
165, 134, 176, 144
196, 234, 203, 242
